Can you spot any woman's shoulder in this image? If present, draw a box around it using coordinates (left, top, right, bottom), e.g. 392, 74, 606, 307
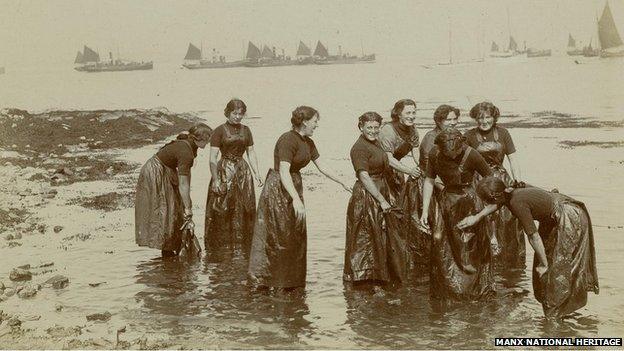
462, 127, 479, 137
495, 125, 512, 136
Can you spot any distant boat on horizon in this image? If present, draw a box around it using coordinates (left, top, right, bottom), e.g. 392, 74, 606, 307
244, 41, 296, 68
74, 45, 153, 72
597, 1, 624, 58
312, 41, 375, 65
566, 34, 584, 56
182, 43, 245, 69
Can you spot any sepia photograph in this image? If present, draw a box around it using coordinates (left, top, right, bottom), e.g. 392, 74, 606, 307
0, 0, 622, 349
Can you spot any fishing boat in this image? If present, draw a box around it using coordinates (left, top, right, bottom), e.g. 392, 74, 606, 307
597, 1, 624, 58
566, 34, 584, 56
74, 45, 152, 72
244, 42, 296, 67
583, 38, 601, 57
182, 43, 244, 69
312, 41, 375, 65
295, 41, 314, 65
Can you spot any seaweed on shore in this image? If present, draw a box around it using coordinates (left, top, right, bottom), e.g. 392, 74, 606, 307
68, 192, 134, 212
558, 140, 624, 149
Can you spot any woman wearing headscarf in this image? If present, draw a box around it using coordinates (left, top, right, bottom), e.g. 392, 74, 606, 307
458, 177, 599, 319
419, 127, 495, 300
344, 112, 409, 284
248, 106, 351, 290
464, 102, 525, 268
204, 99, 263, 255
135, 123, 212, 256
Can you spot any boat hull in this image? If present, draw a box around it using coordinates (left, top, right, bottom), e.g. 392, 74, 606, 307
75, 62, 153, 72
567, 49, 584, 56
182, 61, 245, 69
600, 50, 624, 58
527, 49, 552, 58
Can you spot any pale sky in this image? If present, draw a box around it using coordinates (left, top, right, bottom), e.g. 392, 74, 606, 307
0, 0, 621, 69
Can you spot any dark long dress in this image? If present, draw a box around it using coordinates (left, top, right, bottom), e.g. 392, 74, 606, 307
248, 130, 319, 288
204, 123, 256, 254
427, 146, 495, 300
378, 121, 427, 277
506, 188, 599, 318
465, 126, 526, 268
344, 135, 409, 283
135, 139, 196, 252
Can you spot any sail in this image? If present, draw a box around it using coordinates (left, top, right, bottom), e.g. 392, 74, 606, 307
568, 34, 576, 47
82, 45, 100, 62
184, 43, 202, 60
246, 41, 261, 60
313, 41, 329, 57
74, 51, 84, 64
296, 41, 311, 56
598, 1, 623, 50
508, 36, 518, 52
261, 45, 275, 59
491, 41, 499, 52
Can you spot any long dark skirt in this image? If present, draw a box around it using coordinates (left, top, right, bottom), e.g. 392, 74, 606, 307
248, 169, 306, 288
135, 156, 183, 252
399, 176, 435, 278
430, 186, 495, 300
204, 157, 256, 254
343, 177, 410, 283
534, 194, 599, 318
477, 166, 526, 268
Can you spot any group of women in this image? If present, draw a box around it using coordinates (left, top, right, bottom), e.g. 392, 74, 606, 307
134, 98, 599, 320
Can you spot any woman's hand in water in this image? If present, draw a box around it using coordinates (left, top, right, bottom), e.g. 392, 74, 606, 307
457, 215, 479, 229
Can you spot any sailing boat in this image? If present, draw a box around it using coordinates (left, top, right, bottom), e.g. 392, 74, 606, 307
295, 41, 314, 65
583, 37, 601, 57
182, 43, 244, 69
566, 34, 584, 56
312, 41, 375, 65
597, 1, 624, 58
244, 42, 295, 67
491, 6, 524, 58
74, 45, 152, 72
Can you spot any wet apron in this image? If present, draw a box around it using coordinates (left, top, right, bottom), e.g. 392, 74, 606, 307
385, 122, 417, 204
211, 124, 250, 213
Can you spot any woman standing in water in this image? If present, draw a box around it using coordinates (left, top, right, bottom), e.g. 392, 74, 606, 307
135, 123, 212, 257
377, 99, 423, 278
204, 99, 263, 254
344, 112, 409, 284
419, 128, 495, 300
458, 177, 599, 319
463, 102, 525, 267
248, 106, 351, 290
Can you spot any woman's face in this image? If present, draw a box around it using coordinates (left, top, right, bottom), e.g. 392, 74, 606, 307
439, 112, 459, 129
302, 114, 319, 137
360, 120, 381, 141
476, 111, 494, 132
227, 108, 245, 124
399, 104, 417, 127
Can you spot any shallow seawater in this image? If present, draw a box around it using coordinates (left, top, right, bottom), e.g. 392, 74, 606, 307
0, 56, 623, 348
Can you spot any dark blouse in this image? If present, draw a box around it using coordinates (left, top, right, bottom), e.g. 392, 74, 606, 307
507, 187, 555, 234
464, 126, 516, 166
426, 146, 492, 186
156, 139, 198, 176
378, 121, 419, 160
274, 130, 320, 172
350, 135, 389, 177
419, 128, 442, 170
210, 123, 254, 158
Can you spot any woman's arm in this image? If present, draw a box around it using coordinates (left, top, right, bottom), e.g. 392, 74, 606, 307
506, 153, 521, 181
456, 203, 501, 229
209, 146, 220, 191
312, 158, 351, 192
386, 152, 421, 178
246, 145, 263, 186
419, 177, 435, 228
527, 231, 548, 275
358, 171, 391, 210
279, 161, 306, 220
178, 174, 194, 229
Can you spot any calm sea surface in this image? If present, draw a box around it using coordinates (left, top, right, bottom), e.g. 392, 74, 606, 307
0, 56, 623, 348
